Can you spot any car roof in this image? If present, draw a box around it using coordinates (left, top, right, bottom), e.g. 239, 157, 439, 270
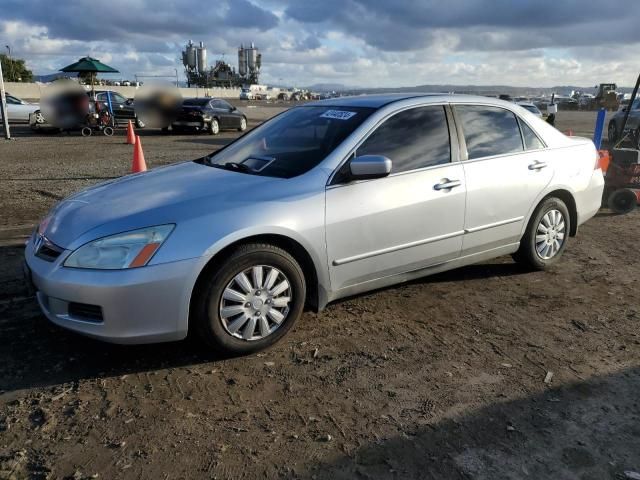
305, 93, 516, 109
183, 97, 225, 100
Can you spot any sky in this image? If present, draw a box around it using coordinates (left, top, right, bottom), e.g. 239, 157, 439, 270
1, 0, 639, 89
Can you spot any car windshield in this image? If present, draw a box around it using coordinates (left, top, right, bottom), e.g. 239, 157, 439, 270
183, 98, 210, 106
203, 105, 374, 178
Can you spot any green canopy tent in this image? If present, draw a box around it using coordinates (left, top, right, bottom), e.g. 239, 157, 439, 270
60, 56, 119, 96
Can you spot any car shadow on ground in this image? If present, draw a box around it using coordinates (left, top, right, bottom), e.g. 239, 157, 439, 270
299, 366, 640, 479
331, 259, 533, 309
0, 244, 223, 394
0, 247, 542, 394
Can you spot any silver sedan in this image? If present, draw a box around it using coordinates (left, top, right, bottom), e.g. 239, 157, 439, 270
25, 94, 604, 354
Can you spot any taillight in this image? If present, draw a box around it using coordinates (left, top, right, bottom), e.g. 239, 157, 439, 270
596, 149, 610, 172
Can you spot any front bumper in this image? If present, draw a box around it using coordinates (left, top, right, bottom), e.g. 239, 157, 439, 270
25, 238, 200, 344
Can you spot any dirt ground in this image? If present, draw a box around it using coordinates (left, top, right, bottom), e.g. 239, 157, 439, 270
1, 106, 639, 480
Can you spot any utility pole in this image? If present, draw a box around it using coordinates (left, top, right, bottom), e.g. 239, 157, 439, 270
0, 57, 11, 139
5, 45, 13, 82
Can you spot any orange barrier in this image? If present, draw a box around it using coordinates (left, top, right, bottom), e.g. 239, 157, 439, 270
126, 120, 136, 145
132, 135, 147, 173
597, 149, 610, 173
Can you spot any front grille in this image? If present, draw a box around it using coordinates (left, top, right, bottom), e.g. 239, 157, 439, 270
68, 302, 104, 323
34, 235, 64, 262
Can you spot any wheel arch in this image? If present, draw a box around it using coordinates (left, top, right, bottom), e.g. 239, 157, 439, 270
539, 189, 578, 236
188, 233, 322, 333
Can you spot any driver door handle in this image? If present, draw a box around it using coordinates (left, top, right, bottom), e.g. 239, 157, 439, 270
528, 161, 547, 170
434, 179, 462, 191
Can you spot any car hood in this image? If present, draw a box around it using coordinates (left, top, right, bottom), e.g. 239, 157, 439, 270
43, 160, 284, 248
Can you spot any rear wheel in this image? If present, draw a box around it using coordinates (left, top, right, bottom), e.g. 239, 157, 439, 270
513, 197, 570, 270
194, 243, 306, 355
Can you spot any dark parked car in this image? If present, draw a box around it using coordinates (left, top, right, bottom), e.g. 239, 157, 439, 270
95, 91, 144, 128
608, 98, 640, 147
171, 98, 247, 135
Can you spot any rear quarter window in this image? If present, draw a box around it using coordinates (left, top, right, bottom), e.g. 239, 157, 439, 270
456, 105, 524, 159
518, 118, 545, 151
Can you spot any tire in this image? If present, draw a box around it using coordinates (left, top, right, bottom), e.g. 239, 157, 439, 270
81, 127, 92, 137
513, 197, 571, 270
135, 117, 145, 129
608, 189, 637, 214
238, 116, 247, 132
194, 243, 306, 355
209, 118, 220, 135
607, 122, 618, 145
103, 126, 114, 136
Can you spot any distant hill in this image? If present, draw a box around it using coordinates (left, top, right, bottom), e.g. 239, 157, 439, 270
33, 72, 77, 82
306, 83, 349, 92
311, 83, 635, 96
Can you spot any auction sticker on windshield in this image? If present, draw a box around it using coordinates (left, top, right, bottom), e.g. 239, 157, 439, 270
320, 110, 357, 120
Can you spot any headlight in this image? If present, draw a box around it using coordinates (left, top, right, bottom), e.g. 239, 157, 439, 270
64, 225, 174, 270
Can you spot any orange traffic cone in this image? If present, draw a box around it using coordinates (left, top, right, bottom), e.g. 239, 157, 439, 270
131, 135, 147, 173
126, 120, 136, 145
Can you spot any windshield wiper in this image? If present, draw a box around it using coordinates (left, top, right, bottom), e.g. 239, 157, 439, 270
224, 162, 252, 172
210, 161, 254, 174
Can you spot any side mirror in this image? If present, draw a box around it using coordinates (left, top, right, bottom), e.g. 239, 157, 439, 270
126, 98, 134, 105
349, 155, 392, 180
230, 106, 237, 111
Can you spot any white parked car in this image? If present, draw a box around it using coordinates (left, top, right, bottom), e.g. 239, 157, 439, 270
1, 93, 40, 122
517, 102, 543, 118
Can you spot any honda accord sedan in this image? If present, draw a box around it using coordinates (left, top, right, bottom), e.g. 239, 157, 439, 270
24, 94, 604, 354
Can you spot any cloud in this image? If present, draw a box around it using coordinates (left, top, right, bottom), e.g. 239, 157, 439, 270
0, 0, 639, 88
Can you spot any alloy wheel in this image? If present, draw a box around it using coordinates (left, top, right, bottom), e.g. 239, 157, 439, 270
535, 209, 566, 260
219, 265, 292, 341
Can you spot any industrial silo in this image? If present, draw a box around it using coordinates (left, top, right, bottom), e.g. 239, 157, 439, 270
238, 45, 247, 77
196, 41, 207, 73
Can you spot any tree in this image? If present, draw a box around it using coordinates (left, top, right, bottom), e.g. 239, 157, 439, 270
0, 54, 33, 82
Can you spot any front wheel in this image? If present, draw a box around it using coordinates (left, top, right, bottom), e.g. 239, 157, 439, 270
135, 117, 146, 129
513, 197, 570, 270
209, 119, 220, 135
194, 243, 306, 355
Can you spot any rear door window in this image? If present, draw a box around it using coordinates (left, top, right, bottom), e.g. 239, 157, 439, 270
356, 105, 451, 173
456, 105, 524, 159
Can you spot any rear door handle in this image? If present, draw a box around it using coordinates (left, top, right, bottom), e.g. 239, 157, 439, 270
434, 179, 462, 191
528, 161, 547, 170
